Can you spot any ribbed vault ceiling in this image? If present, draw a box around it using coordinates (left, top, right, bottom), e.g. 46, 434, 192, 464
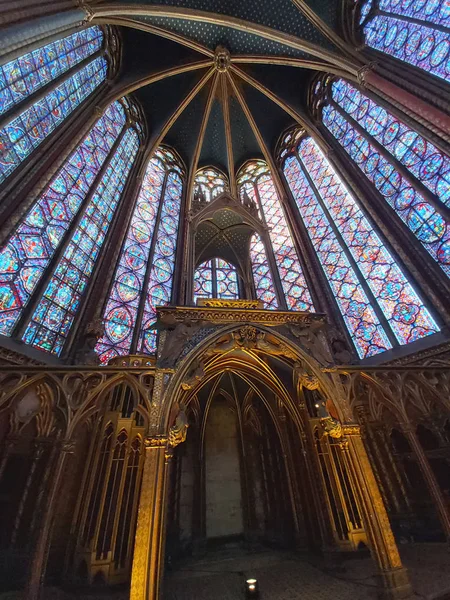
91, 0, 365, 179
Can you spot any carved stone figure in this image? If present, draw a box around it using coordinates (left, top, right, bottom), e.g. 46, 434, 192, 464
158, 316, 209, 368
74, 319, 104, 365
181, 359, 205, 390
168, 403, 189, 447
288, 323, 331, 365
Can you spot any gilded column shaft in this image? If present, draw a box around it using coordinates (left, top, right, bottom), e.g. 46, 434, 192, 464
130, 437, 170, 600
344, 426, 412, 599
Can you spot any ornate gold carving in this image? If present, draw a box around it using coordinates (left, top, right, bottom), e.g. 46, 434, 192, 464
342, 424, 361, 436
158, 305, 326, 326
320, 416, 343, 438
168, 406, 189, 447
214, 45, 231, 72
196, 299, 263, 309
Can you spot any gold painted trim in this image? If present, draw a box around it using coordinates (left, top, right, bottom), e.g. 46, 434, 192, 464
92, 4, 361, 73
231, 55, 356, 80
92, 16, 214, 57
103, 61, 214, 106
221, 74, 237, 196
289, 0, 363, 63
186, 72, 220, 210
141, 67, 215, 166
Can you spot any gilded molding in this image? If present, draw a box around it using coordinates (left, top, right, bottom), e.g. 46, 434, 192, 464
157, 305, 326, 326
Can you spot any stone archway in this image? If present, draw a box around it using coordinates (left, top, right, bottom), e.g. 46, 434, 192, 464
129, 302, 412, 600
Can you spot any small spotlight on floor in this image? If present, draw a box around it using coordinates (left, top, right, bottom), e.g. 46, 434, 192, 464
245, 578, 259, 598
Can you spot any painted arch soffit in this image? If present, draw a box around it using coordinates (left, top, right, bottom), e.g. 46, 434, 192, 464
91, 4, 356, 68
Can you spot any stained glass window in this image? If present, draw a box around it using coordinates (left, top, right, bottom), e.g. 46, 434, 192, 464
138, 169, 183, 354
0, 57, 108, 184
194, 167, 229, 202
283, 133, 439, 354
194, 258, 239, 304
0, 100, 127, 338
358, 0, 450, 82
0, 27, 103, 117
237, 160, 314, 312
23, 127, 140, 355
249, 234, 279, 310
320, 80, 450, 277
96, 148, 184, 363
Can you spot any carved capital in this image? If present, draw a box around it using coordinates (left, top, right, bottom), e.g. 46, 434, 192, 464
144, 436, 168, 449
357, 62, 377, 86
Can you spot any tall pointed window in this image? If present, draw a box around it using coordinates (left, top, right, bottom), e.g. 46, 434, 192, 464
249, 234, 279, 310
194, 167, 229, 202
357, 0, 450, 82
238, 160, 314, 312
316, 77, 450, 277
96, 148, 184, 364
281, 129, 439, 358
194, 258, 239, 304
0, 99, 141, 355
0, 26, 110, 184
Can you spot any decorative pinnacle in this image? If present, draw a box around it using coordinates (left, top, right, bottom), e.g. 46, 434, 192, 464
214, 46, 231, 72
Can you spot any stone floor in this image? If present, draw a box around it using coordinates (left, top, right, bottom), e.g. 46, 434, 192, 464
164, 543, 450, 600
1, 543, 450, 600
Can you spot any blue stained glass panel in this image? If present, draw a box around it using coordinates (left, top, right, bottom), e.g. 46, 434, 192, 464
23, 127, 140, 355
331, 79, 450, 209
194, 260, 213, 303
238, 161, 314, 312
322, 103, 450, 276
95, 155, 166, 364
297, 137, 439, 344
139, 170, 183, 354
284, 153, 391, 357
0, 27, 103, 116
0, 56, 107, 183
363, 11, 450, 82
378, 0, 450, 29
249, 234, 279, 310
0, 101, 126, 336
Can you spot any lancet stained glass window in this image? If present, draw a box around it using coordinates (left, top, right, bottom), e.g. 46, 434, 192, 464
194, 167, 229, 202
283, 133, 438, 354
0, 56, 108, 184
320, 79, 450, 276
238, 160, 314, 312
138, 169, 183, 354
0, 100, 127, 338
96, 148, 184, 363
23, 127, 140, 355
0, 26, 103, 117
194, 258, 239, 304
358, 0, 450, 82
250, 234, 279, 310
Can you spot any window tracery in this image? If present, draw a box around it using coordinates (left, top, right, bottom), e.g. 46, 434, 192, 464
194, 258, 239, 304
315, 77, 450, 277
356, 0, 450, 82
0, 27, 109, 184
249, 234, 279, 310
280, 127, 439, 357
194, 166, 229, 202
237, 160, 314, 312
0, 99, 142, 355
96, 148, 184, 363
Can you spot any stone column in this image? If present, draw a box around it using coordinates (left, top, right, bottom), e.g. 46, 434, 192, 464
401, 424, 450, 543
0, 10, 87, 62
25, 439, 75, 600
344, 424, 413, 600
130, 436, 171, 600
